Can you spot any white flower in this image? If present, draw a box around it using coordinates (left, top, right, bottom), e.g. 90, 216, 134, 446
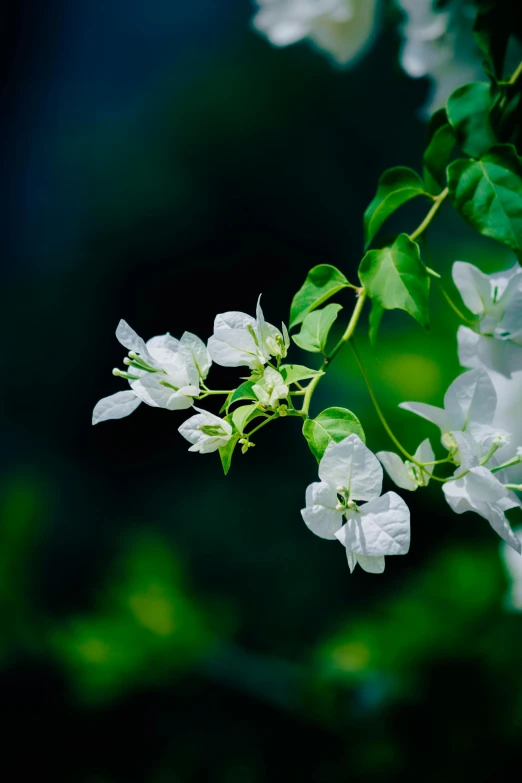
457, 326, 522, 379
442, 431, 522, 554
92, 320, 210, 424
500, 528, 522, 611
178, 408, 233, 453
453, 261, 522, 340
301, 434, 410, 573
399, 368, 499, 447
252, 0, 379, 66
397, 0, 484, 114
454, 261, 522, 378
252, 366, 289, 408
208, 296, 290, 370
377, 438, 434, 491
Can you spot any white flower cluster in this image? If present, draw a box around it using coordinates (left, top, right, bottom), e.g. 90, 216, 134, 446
251, 0, 379, 66
301, 434, 410, 573
93, 263, 522, 578
93, 297, 290, 454
379, 261, 522, 560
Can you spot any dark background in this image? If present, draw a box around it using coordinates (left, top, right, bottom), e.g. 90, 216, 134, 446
2, 1, 522, 781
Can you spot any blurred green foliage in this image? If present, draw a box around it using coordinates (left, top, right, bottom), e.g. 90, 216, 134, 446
53, 534, 214, 703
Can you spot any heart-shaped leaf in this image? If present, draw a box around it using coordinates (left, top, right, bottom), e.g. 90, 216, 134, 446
290, 265, 351, 328
448, 144, 522, 253
293, 304, 342, 353
358, 234, 430, 328
364, 167, 429, 247
303, 407, 365, 462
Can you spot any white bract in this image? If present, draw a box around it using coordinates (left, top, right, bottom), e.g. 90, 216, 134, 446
252, 0, 379, 66
399, 369, 500, 448
208, 297, 290, 370
442, 432, 522, 554
92, 321, 210, 424
377, 439, 434, 491
453, 261, 522, 338
500, 528, 522, 611
454, 261, 522, 378
397, 0, 483, 114
301, 434, 410, 573
252, 366, 289, 408
457, 326, 522, 378
178, 408, 233, 454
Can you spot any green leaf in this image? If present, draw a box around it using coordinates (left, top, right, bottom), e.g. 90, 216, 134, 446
232, 403, 261, 435
226, 381, 257, 411
447, 144, 522, 254
279, 364, 324, 385
219, 436, 240, 475
289, 265, 351, 328
364, 167, 428, 248
446, 82, 497, 159
368, 301, 384, 346
358, 234, 430, 328
423, 109, 455, 194
303, 407, 365, 462
292, 303, 342, 353
219, 393, 232, 414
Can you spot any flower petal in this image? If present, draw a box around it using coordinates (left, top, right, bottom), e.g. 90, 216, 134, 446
399, 401, 448, 431
301, 482, 343, 540
146, 334, 181, 369
413, 438, 434, 469
180, 332, 212, 381
443, 465, 521, 553
319, 434, 382, 502
355, 553, 385, 574
484, 503, 522, 554
443, 369, 496, 432
208, 329, 262, 368
339, 491, 410, 557
457, 325, 522, 378
346, 550, 357, 573
452, 261, 491, 316
214, 311, 254, 331
116, 320, 158, 366
497, 286, 522, 340
376, 451, 417, 491
92, 391, 141, 425
132, 375, 195, 410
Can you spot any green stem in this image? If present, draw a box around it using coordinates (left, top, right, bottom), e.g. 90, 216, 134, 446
491, 456, 522, 473
409, 187, 449, 242
198, 389, 234, 400
480, 443, 500, 466
301, 372, 323, 417
246, 414, 277, 437
327, 289, 368, 363
438, 283, 476, 324
300, 290, 368, 417
418, 457, 453, 467
504, 484, 522, 491
349, 340, 415, 462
